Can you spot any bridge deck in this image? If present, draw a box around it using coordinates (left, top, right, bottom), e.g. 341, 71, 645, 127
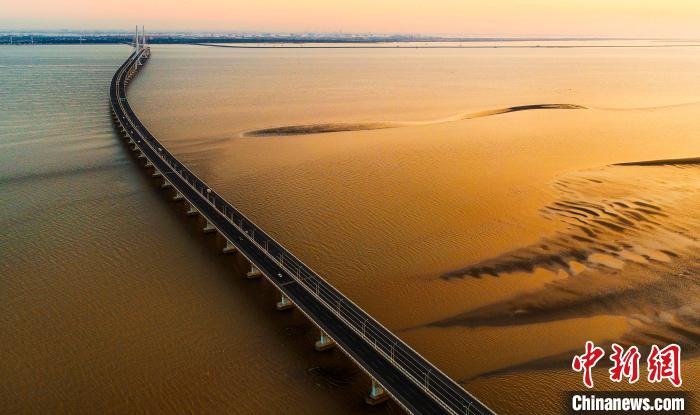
109, 47, 494, 415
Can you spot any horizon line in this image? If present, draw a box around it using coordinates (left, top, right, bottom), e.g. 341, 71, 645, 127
1, 29, 699, 41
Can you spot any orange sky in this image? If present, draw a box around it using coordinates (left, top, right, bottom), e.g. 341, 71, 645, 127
2, 0, 700, 37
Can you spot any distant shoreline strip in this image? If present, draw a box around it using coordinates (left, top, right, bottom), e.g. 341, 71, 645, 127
195, 42, 700, 49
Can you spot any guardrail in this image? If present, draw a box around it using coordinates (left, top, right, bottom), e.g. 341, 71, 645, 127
110, 48, 494, 415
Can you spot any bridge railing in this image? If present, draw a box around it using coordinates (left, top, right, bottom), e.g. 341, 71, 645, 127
111, 48, 493, 415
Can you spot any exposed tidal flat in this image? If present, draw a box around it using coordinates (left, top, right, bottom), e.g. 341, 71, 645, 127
2, 42, 700, 414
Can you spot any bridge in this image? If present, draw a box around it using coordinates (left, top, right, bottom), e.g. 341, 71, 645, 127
109, 30, 495, 415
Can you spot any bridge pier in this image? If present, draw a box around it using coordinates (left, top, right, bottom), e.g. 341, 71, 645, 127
314, 330, 336, 352
137, 152, 146, 160
144, 160, 153, 168
203, 221, 216, 233
365, 379, 389, 406
152, 170, 162, 178
108, 46, 496, 415
275, 293, 294, 311
222, 239, 237, 254
186, 205, 198, 216
246, 264, 262, 279
172, 191, 184, 202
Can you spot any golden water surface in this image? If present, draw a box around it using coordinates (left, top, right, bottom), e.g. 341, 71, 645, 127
2, 42, 699, 414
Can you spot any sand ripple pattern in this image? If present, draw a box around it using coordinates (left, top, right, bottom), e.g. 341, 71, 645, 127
442, 166, 700, 280
242, 104, 587, 137
429, 164, 700, 373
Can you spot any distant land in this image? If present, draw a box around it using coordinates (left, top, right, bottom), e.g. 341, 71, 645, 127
0, 31, 628, 45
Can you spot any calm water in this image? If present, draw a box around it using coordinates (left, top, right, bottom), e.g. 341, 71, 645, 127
0, 45, 386, 415
2, 43, 699, 414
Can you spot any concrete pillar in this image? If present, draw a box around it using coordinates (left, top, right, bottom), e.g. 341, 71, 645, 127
314, 330, 336, 352
365, 379, 389, 405
161, 180, 172, 189
275, 293, 294, 311
172, 191, 184, 202
186, 205, 198, 216
144, 160, 153, 168
137, 152, 146, 159
222, 239, 237, 254
246, 264, 262, 279
152, 170, 162, 177
203, 221, 216, 233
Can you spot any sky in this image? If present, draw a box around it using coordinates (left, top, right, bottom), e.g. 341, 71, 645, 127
2, 0, 700, 38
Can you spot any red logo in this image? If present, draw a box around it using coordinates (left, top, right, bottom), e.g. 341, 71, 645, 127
572, 341, 605, 388
573, 342, 682, 388
609, 343, 641, 384
647, 344, 682, 387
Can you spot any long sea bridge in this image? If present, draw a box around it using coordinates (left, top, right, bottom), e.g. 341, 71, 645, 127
110, 29, 494, 415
